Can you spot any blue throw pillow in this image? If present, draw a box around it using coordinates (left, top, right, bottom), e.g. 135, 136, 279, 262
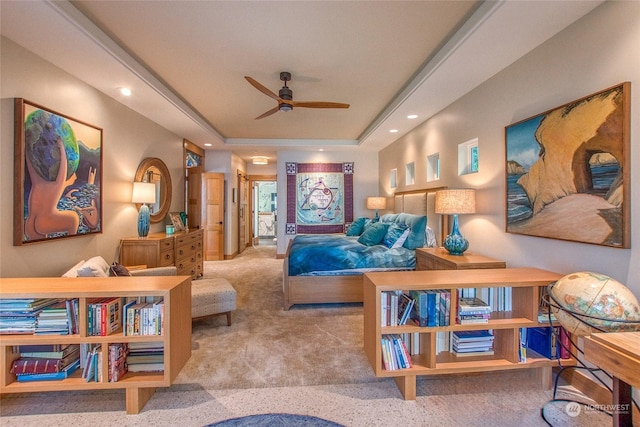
346, 217, 368, 236
383, 223, 409, 249
358, 222, 389, 246
396, 214, 427, 249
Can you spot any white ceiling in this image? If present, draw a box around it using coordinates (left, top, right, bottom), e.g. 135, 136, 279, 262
1, 1, 602, 162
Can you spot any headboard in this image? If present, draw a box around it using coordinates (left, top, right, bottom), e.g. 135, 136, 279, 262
393, 187, 448, 247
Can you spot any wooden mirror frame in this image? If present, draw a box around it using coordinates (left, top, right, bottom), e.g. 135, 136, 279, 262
134, 157, 172, 223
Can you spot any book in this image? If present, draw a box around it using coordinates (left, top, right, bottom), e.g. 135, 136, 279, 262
397, 293, 414, 326
15, 359, 81, 382
127, 362, 164, 372
458, 297, 491, 313
453, 350, 495, 357
19, 343, 80, 359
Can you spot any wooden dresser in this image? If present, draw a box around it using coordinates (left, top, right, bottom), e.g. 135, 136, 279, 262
120, 229, 203, 279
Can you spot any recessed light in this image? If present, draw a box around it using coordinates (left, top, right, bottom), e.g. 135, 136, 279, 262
319, 148, 324, 152
407, 114, 418, 119
119, 87, 132, 96
204, 143, 212, 147
389, 129, 399, 133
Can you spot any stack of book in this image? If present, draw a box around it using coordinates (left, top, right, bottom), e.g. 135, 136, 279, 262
87, 297, 123, 336
380, 292, 414, 327
410, 289, 451, 327
123, 298, 165, 336
0, 298, 58, 334
35, 300, 77, 335
108, 343, 128, 382
526, 326, 571, 360
10, 343, 81, 381
126, 342, 164, 372
381, 334, 412, 370
456, 296, 491, 324
451, 330, 494, 357
82, 344, 102, 382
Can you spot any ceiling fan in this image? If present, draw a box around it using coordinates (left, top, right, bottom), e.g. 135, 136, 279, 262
244, 72, 350, 119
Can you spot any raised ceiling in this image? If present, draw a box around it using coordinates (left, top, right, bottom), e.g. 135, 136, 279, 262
1, 1, 602, 161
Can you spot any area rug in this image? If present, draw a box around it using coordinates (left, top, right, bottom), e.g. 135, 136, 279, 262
207, 413, 345, 426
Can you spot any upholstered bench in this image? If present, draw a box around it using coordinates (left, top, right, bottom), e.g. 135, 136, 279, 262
191, 277, 237, 326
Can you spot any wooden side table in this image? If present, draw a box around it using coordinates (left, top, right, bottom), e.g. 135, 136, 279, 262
415, 247, 506, 271
584, 332, 640, 427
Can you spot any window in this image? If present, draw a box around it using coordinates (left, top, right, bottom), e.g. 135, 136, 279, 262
427, 153, 440, 182
458, 138, 479, 176
405, 162, 415, 185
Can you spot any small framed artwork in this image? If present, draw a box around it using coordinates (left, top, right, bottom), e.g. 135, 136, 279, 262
14, 98, 103, 245
169, 212, 185, 231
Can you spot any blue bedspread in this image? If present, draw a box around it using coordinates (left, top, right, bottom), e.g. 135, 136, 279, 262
287, 234, 415, 276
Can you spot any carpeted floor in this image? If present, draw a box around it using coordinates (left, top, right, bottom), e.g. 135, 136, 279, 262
0, 245, 610, 426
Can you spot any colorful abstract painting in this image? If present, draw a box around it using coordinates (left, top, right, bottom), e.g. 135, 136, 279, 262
14, 99, 103, 245
286, 162, 354, 234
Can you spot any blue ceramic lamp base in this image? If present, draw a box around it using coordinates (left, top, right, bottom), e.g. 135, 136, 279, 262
443, 214, 469, 255
137, 204, 150, 238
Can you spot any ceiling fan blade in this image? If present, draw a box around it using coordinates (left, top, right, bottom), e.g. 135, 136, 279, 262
254, 106, 280, 120
292, 101, 350, 109
245, 76, 280, 101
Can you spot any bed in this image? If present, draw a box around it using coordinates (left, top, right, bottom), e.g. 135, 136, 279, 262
283, 188, 447, 309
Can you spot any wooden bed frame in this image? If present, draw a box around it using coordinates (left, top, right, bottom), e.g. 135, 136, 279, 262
283, 188, 447, 310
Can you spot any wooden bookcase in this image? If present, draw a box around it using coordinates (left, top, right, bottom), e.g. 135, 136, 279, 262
0, 276, 192, 414
363, 268, 576, 400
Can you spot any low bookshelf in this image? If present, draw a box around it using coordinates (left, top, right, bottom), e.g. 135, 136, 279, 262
363, 268, 576, 400
0, 276, 192, 414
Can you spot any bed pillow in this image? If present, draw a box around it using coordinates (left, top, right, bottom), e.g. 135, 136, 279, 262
346, 217, 368, 236
397, 214, 427, 250
358, 222, 389, 246
383, 223, 409, 249
425, 225, 437, 248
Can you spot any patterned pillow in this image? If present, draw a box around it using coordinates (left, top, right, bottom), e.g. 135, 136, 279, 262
383, 223, 410, 249
109, 263, 131, 277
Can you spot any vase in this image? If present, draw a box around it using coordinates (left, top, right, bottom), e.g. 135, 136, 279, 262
137, 203, 150, 238
443, 214, 468, 255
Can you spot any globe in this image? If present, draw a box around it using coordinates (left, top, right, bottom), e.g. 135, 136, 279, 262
24, 110, 79, 182
549, 272, 640, 336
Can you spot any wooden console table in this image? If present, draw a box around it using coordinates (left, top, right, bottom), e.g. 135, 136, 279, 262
584, 332, 640, 427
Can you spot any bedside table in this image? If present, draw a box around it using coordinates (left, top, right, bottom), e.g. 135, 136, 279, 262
415, 247, 506, 270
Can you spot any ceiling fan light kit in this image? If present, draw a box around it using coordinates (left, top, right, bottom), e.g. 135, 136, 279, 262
245, 72, 349, 119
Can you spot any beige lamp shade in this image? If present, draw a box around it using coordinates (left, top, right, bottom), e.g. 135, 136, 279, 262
435, 189, 476, 215
131, 182, 157, 204
366, 197, 387, 210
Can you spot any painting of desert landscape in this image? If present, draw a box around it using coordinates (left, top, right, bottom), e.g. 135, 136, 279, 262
505, 82, 630, 248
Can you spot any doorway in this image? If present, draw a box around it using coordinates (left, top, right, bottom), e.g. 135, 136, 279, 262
252, 180, 277, 246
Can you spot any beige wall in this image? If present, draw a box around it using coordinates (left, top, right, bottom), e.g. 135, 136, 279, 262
380, 1, 640, 295
1, 37, 186, 277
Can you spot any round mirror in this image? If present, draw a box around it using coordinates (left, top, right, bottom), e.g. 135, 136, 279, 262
134, 157, 172, 223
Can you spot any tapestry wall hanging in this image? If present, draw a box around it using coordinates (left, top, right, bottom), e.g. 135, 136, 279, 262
14, 99, 103, 245
286, 162, 354, 234
505, 82, 630, 248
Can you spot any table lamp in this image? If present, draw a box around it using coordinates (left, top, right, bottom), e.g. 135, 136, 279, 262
366, 197, 387, 220
132, 182, 156, 238
435, 189, 476, 255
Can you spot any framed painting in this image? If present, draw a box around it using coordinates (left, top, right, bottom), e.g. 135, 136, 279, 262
169, 212, 185, 231
14, 99, 103, 245
505, 82, 630, 248
286, 162, 354, 234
